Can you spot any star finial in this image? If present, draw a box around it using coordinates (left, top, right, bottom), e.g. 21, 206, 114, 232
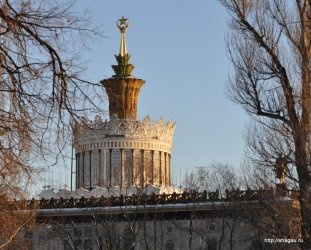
117, 16, 129, 33
111, 17, 134, 76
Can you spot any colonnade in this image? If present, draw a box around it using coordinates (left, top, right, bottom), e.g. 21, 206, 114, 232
76, 148, 171, 190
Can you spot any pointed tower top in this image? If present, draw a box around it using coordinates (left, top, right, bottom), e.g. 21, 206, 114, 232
117, 16, 129, 57
112, 16, 134, 77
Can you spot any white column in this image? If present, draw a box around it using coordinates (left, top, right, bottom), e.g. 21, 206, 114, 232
153, 151, 160, 185
144, 150, 152, 185
111, 149, 121, 186
160, 151, 165, 185
102, 149, 107, 186
133, 149, 142, 186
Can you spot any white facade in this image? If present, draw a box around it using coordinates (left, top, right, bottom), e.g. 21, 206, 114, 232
73, 115, 175, 190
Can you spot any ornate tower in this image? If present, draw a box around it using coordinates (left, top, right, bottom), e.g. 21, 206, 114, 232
101, 17, 144, 120
73, 17, 175, 191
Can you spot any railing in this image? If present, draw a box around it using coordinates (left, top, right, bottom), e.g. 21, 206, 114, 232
9, 188, 302, 210
34, 188, 294, 209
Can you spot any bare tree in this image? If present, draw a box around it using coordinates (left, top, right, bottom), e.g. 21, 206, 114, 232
183, 163, 302, 249
219, 0, 311, 246
0, 0, 102, 247
183, 163, 239, 194
0, 196, 36, 249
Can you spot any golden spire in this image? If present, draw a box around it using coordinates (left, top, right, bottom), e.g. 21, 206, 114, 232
102, 17, 144, 119
117, 16, 129, 57
112, 16, 134, 77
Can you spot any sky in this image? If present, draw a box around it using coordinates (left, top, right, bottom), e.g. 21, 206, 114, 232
38, 1, 249, 191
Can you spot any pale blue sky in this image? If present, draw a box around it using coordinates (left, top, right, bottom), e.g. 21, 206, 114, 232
40, 1, 249, 190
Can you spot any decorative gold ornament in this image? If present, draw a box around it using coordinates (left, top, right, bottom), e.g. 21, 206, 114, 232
112, 16, 134, 76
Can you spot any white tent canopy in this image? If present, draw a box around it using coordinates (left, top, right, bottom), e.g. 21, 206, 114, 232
57, 188, 73, 199
89, 186, 109, 198
36, 189, 59, 200
72, 187, 90, 198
